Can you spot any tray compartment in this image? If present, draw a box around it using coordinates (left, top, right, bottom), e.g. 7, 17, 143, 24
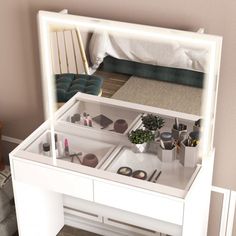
101, 146, 162, 181
59, 100, 141, 135
25, 130, 115, 169
100, 146, 200, 190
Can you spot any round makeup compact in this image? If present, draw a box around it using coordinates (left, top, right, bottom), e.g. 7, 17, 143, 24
82, 153, 98, 168
132, 170, 147, 180
114, 119, 128, 133
117, 167, 132, 176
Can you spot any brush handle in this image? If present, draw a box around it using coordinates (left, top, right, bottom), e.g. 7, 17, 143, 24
154, 171, 162, 183
175, 118, 179, 130
148, 169, 157, 181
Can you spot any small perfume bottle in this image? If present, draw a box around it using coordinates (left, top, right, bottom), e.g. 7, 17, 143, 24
58, 140, 64, 158
83, 112, 88, 126
43, 143, 50, 157
54, 134, 59, 158
87, 114, 92, 127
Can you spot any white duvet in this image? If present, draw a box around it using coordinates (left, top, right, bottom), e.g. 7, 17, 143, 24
89, 31, 208, 72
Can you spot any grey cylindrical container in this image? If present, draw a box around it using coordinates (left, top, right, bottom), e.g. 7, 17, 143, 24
160, 132, 173, 150
43, 143, 50, 157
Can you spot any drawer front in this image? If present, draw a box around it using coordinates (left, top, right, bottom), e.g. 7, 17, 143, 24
12, 159, 93, 201
94, 180, 184, 225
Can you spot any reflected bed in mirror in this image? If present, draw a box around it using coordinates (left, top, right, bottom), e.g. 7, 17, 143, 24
49, 22, 208, 115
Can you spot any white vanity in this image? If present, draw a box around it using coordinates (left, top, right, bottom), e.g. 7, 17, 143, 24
10, 11, 222, 236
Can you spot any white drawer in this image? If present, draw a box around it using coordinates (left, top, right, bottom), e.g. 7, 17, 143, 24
12, 159, 93, 201
94, 180, 184, 225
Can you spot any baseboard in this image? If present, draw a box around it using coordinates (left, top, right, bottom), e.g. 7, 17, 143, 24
2, 135, 22, 145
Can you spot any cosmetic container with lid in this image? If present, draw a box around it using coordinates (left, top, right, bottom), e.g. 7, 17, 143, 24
43, 143, 50, 157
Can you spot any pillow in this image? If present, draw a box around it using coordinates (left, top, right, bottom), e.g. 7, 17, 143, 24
55, 74, 104, 102
185, 50, 208, 72
89, 31, 109, 69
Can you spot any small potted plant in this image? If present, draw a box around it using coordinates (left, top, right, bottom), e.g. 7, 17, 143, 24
141, 114, 165, 138
128, 129, 155, 153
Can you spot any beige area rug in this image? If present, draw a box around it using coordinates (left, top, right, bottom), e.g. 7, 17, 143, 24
112, 76, 202, 115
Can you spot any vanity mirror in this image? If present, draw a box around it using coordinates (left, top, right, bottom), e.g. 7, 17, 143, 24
45, 15, 208, 115
9, 10, 222, 236
38, 10, 221, 161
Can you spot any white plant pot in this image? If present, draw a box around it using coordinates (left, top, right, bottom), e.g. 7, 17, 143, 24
132, 143, 148, 153
151, 130, 160, 140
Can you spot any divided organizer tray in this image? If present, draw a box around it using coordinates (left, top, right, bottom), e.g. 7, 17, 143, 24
59, 100, 141, 135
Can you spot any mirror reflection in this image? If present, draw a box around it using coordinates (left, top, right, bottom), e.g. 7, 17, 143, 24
50, 26, 208, 115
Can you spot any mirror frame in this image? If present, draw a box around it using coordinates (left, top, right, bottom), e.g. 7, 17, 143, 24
37, 10, 222, 165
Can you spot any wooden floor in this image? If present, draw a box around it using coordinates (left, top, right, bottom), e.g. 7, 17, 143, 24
94, 70, 130, 98
57, 225, 101, 236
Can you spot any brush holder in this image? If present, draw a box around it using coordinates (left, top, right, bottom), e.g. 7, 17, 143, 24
157, 144, 176, 162
179, 139, 198, 168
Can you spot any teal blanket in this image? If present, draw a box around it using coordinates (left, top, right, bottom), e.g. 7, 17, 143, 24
100, 56, 204, 88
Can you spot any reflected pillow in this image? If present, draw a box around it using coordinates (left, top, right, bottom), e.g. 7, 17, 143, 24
185, 50, 208, 72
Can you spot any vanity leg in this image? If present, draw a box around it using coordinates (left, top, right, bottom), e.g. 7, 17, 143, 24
13, 180, 64, 236
182, 152, 214, 236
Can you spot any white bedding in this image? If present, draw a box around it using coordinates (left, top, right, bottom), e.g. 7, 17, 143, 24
89, 31, 208, 72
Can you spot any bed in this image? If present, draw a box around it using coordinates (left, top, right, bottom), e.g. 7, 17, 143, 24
87, 30, 206, 114
89, 30, 207, 88
50, 28, 206, 114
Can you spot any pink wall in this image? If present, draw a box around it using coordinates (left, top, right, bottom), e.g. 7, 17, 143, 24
1, 1, 236, 233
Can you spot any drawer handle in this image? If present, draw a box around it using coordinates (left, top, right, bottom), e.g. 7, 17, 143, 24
107, 218, 156, 233
64, 206, 99, 218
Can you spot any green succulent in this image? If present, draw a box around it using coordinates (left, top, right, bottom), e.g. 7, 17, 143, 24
141, 114, 165, 131
128, 129, 155, 144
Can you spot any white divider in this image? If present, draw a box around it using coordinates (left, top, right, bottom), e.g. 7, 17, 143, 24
226, 190, 236, 236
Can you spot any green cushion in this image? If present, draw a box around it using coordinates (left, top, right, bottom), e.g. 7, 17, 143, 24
55, 73, 103, 102
100, 56, 204, 88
